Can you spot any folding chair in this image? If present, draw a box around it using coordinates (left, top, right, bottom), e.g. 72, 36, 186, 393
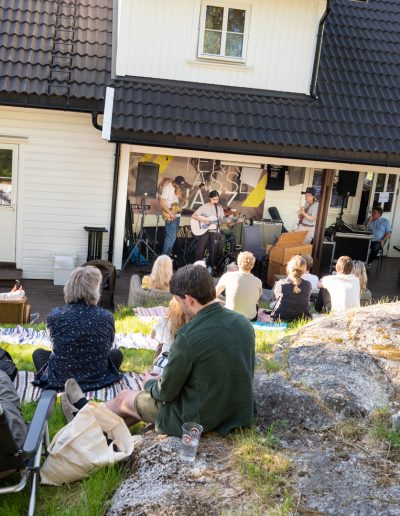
0, 389, 57, 516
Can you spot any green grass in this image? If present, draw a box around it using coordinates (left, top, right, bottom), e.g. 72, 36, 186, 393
368, 408, 400, 449
0, 303, 304, 515
232, 426, 292, 512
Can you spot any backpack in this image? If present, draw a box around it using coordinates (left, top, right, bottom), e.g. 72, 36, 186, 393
0, 348, 18, 382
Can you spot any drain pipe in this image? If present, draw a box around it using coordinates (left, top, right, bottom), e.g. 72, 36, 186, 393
310, 0, 332, 99
91, 111, 120, 262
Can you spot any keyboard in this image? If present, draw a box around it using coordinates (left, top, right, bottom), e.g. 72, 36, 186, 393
335, 219, 372, 235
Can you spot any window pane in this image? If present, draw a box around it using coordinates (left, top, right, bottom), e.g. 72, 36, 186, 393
203, 30, 222, 54
227, 8, 245, 33
387, 174, 396, 192
205, 5, 223, 30
0, 181, 11, 205
0, 150, 12, 206
225, 33, 243, 57
0, 149, 12, 179
375, 173, 385, 191
313, 170, 348, 208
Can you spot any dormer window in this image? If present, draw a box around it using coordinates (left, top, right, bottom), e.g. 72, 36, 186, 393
198, 1, 250, 62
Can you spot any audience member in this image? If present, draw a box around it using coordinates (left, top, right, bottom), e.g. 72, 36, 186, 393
141, 255, 173, 291
301, 255, 319, 290
365, 206, 392, 266
271, 255, 312, 322
0, 369, 27, 449
62, 265, 255, 436
352, 260, 372, 304
32, 266, 122, 392
316, 256, 360, 313
151, 297, 192, 373
216, 251, 262, 320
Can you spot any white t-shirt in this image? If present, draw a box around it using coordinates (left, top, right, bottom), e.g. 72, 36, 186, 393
216, 270, 262, 319
301, 272, 319, 290
161, 181, 181, 216
321, 273, 360, 312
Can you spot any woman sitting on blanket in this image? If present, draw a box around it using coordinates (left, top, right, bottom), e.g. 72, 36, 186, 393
141, 255, 173, 291
32, 266, 122, 392
151, 297, 192, 373
269, 255, 312, 323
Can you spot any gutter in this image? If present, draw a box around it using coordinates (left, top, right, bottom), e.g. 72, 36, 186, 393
91, 112, 120, 263
310, 0, 332, 99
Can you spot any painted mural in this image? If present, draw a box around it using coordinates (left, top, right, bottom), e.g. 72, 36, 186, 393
128, 153, 266, 222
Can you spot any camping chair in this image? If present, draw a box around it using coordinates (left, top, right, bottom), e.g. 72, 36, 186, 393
0, 389, 56, 516
83, 259, 117, 311
0, 297, 31, 324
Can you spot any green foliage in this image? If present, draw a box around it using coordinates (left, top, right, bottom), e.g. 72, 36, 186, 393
264, 358, 281, 374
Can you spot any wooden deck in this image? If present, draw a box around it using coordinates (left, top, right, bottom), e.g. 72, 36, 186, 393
0, 259, 398, 324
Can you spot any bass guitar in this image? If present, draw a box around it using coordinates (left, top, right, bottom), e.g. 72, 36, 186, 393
191, 214, 244, 236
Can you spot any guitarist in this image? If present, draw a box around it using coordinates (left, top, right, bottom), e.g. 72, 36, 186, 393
192, 190, 225, 273
159, 176, 188, 256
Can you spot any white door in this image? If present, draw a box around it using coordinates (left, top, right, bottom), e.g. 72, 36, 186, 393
0, 145, 18, 262
368, 172, 399, 254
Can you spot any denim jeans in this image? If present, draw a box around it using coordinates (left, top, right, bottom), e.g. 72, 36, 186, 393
368, 240, 382, 264
162, 217, 180, 256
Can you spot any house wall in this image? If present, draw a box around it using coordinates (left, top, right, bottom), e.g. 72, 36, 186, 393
116, 0, 326, 94
0, 107, 115, 279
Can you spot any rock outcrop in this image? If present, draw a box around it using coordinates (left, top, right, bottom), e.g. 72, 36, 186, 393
109, 302, 400, 515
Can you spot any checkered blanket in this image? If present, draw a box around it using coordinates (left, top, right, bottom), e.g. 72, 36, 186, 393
133, 306, 168, 322
13, 370, 143, 403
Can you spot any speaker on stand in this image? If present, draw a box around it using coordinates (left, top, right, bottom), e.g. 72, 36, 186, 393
135, 162, 160, 198
336, 171, 359, 197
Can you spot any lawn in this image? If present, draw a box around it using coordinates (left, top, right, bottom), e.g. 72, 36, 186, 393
0, 305, 301, 515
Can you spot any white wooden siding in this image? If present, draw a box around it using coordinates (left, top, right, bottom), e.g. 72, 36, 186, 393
117, 0, 326, 94
0, 107, 115, 279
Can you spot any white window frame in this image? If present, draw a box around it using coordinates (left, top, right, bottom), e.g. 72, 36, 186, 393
197, 1, 251, 63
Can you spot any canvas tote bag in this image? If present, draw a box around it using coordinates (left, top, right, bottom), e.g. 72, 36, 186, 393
40, 401, 142, 485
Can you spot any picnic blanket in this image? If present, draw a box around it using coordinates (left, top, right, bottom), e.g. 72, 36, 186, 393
133, 306, 168, 322
0, 325, 158, 350
13, 370, 143, 403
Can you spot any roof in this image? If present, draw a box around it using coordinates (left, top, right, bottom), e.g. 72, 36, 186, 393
109, 0, 400, 167
0, 0, 112, 111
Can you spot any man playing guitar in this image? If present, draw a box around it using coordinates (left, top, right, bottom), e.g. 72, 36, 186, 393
159, 176, 188, 256
191, 190, 226, 273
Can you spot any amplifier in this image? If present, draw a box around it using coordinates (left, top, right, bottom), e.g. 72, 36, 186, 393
249, 221, 282, 246
319, 240, 336, 276
334, 233, 372, 262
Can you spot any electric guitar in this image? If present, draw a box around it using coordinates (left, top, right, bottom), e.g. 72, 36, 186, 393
162, 203, 182, 222
191, 214, 244, 236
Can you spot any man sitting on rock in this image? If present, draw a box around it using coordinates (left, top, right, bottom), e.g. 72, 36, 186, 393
62, 265, 255, 437
316, 255, 360, 313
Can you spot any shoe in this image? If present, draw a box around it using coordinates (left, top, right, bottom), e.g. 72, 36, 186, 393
64, 378, 85, 405
60, 392, 77, 423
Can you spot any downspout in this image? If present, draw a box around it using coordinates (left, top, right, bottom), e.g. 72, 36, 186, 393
91, 111, 120, 262
310, 0, 332, 99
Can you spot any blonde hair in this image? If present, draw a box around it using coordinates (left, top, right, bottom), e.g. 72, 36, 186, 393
336, 256, 353, 275
150, 255, 173, 290
64, 266, 101, 306
352, 260, 368, 293
286, 255, 306, 294
237, 251, 256, 273
166, 297, 191, 340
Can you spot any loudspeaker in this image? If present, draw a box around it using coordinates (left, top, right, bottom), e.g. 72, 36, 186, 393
319, 240, 336, 277
336, 171, 359, 197
135, 162, 159, 198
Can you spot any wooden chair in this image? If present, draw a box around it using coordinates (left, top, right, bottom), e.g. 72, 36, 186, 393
0, 297, 31, 324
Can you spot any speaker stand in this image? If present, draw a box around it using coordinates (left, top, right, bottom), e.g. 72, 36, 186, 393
121, 200, 158, 270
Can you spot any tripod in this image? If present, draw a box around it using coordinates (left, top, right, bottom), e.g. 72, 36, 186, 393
122, 199, 158, 270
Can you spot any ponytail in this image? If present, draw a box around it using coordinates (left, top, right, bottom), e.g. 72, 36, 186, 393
286, 255, 307, 294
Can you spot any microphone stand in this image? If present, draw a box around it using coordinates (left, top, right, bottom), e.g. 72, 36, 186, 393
212, 204, 222, 273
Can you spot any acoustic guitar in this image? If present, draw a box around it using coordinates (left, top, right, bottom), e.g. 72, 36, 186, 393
191, 214, 244, 236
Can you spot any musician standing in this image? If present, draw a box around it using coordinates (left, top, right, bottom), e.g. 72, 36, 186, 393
296, 187, 319, 244
159, 175, 188, 256
192, 190, 225, 273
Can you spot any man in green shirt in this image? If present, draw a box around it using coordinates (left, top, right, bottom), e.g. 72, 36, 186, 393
63, 265, 255, 437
